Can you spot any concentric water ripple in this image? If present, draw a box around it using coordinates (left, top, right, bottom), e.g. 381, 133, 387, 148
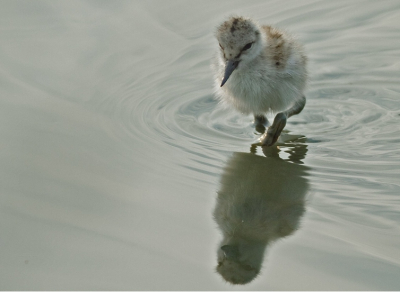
73, 1, 400, 286
2, 0, 400, 290
95, 50, 400, 181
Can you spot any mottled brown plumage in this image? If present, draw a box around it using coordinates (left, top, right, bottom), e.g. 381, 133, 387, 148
212, 16, 307, 146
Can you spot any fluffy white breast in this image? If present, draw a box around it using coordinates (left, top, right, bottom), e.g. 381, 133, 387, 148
213, 55, 303, 115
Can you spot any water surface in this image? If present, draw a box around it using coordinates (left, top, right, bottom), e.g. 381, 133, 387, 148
1, 0, 400, 290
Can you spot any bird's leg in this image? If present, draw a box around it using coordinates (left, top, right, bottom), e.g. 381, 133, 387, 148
254, 114, 269, 134
254, 114, 268, 125
261, 96, 306, 147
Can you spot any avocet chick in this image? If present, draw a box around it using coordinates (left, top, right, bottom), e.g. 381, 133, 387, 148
212, 16, 307, 146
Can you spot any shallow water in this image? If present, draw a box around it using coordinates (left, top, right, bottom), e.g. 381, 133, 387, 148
1, 0, 400, 290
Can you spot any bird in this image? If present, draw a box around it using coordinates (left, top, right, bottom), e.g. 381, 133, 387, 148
211, 16, 307, 146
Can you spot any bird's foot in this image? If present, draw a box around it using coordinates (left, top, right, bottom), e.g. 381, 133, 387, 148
261, 112, 287, 147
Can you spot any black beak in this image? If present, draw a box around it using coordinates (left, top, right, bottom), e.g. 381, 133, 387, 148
220, 60, 239, 87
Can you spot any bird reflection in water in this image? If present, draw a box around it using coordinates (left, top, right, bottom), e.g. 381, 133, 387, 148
213, 138, 309, 284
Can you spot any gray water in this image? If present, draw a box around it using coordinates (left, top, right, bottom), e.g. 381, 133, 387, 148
1, 0, 400, 290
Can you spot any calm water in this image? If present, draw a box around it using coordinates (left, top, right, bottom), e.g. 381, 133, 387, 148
1, 0, 400, 290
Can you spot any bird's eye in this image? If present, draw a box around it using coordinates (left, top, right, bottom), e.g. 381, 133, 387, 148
242, 42, 253, 51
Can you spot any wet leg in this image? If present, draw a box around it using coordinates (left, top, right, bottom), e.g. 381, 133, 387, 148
261, 96, 306, 147
254, 114, 268, 125
254, 114, 269, 133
